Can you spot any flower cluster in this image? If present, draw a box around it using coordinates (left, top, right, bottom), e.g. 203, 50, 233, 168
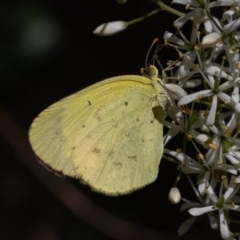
94, 0, 240, 239
163, 0, 240, 239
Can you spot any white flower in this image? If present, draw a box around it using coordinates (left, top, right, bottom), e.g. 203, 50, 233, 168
178, 63, 240, 126
163, 31, 198, 82
188, 176, 240, 239
93, 21, 128, 36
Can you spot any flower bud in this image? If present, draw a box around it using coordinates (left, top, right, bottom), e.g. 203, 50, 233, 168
168, 187, 181, 204
93, 21, 128, 37
201, 32, 221, 47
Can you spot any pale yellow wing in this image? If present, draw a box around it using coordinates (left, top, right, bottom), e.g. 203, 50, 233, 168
29, 75, 166, 195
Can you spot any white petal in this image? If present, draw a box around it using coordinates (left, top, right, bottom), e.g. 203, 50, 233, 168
178, 89, 212, 106
165, 84, 187, 100
180, 202, 201, 211
209, 1, 239, 7
208, 214, 218, 230
164, 149, 187, 163
172, 0, 199, 7
225, 154, 238, 165
229, 137, 240, 146
222, 9, 237, 22
232, 102, 240, 113
205, 148, 220, 166
219, 209, 230, 239
203, 16, 213, 33
181, 165, 205, 174
224, 175, 237, 201
206, 185, 219, 204
218, 92, 230, 103
178, 217, 197, 236
163, 31, 185, 46
180, 155, 205, 174
163, 126, 182, 145
224, 204, 240, 211
205, 65, 232, 80
219, 80, 235, 91
235, 176, 240, 183
192, 132, 210, 147
173, 10, 198, 29
232, 86, 240, 103
167, 106, 183, 122
198, 171, 210, 195
206, 95, 217, 127
188, 206, 216, 216
223, 18, 240, 34
182, 79, 202, 88
212, 164, 238, 175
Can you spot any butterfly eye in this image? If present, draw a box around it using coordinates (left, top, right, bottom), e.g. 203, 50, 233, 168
142, 65, 159, 79
148, 65, 158, 77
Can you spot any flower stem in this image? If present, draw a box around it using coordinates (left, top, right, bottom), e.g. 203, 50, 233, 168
151, 0, 184, 17
127, 9, 161, 26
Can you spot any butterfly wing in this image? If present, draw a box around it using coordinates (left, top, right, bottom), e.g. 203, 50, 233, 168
29, 75, 165, 195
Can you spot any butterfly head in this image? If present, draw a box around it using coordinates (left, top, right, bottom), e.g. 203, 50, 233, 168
141, 65, 158, 78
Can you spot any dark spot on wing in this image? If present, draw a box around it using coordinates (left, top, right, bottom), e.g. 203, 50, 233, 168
128, 155, 137, 161
125, 102, 128, 106
82, 124, 85, 128
72, 146, 76, 150
86, 134, 92, 139
124, 131, 130, 137
93, 147, 101, 155
108, 151, 114, 157
93, 111, 101, 121
114, 162, 122, 166
136, 117, 140, 122
88, 101, 91, 106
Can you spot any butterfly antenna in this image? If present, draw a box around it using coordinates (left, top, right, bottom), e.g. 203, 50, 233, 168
145, 38, 159, 70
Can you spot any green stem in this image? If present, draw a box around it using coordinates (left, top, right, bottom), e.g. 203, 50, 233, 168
174, 171, 182, 187
195, 99, 234, 110
127, 1, 185, 27
151, 0, 184, 17
228, 218, 240, 225
127, 9, 161, 26
163, 155, 179, 164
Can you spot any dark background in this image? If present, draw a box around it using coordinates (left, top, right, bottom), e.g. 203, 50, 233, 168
0, 0, 221, 239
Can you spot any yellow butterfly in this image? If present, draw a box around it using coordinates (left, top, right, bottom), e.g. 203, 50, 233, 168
29, 66, 170, 195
